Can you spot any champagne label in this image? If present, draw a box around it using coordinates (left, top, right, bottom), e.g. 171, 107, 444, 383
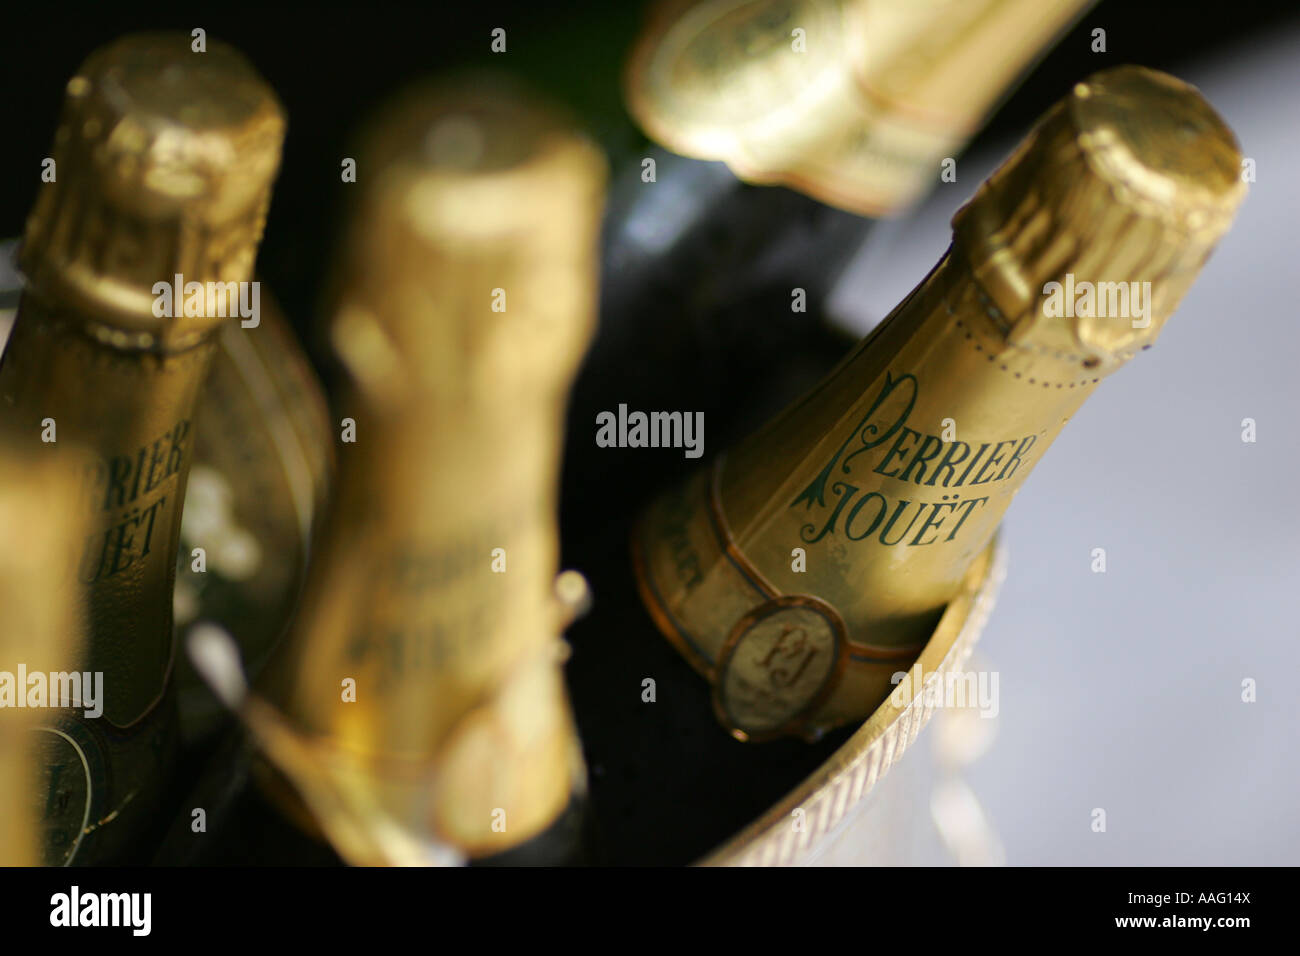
714, 596, 847, 740
789, 372, 1034, 549
0, 310, 205, 728
79, 421, 186, 587
633, 261, 1102, 738
635, 458, 920, 740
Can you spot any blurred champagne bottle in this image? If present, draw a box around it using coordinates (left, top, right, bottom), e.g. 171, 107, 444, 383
633, 65, 1247, 739
161, 79, 605, 865
0, 33, 285, 863
0, 452, 83, 866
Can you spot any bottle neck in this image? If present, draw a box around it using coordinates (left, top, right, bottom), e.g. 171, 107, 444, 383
0, 292, 216, 727
724, 247, 1105, 522
707, 247, 1110, 655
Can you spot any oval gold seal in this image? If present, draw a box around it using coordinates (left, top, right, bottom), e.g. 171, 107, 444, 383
712, 595, 848, 741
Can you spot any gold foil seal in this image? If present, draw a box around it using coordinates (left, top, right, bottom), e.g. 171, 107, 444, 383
19, 32, 285, 350
704, 538, 1004, 864
255, 81, 605, 862
632, 66, 1246, 740
625, 0, 1092, 215
0, 450, 84, 865
330, 82, 606, 407
953, 65, 1246, 369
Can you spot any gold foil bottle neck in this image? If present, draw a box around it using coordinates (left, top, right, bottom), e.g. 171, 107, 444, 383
20, 32, 286, 349
624, 0, 1093, 215
952, 65, 1247, 368
331, 81, 606, 406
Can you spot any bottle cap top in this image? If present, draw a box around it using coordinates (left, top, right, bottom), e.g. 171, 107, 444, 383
20, 32, 285, 349
952, 65, 1246, 368
329, 80, 606, 403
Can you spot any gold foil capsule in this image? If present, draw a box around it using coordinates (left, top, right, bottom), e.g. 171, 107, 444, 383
625, 0, 1093, 215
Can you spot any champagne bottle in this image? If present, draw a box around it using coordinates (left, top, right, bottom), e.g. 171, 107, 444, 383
633, 65, 1246, 741
0, 33, 285, 863
0, 451, 83, 866
2, 251, 332, 750
167, 79, 606, 866
624, 0, 1097, 214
